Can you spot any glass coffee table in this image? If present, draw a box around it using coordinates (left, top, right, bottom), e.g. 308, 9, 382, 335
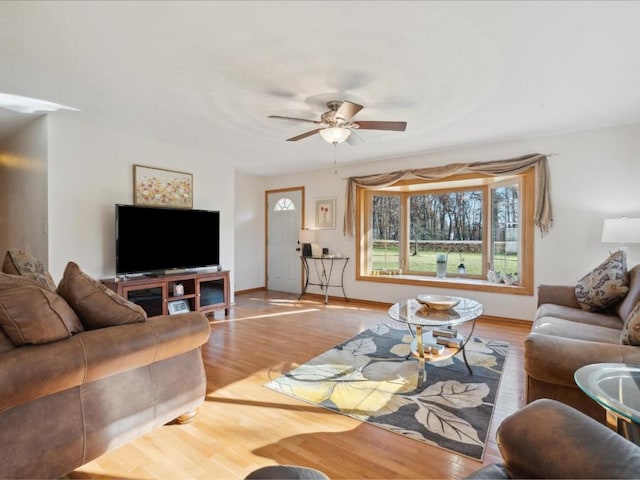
574, 363, 640, 444
388, 296, 483, 387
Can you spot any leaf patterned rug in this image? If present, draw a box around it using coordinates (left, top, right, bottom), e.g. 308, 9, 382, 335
265, 323, 509, 461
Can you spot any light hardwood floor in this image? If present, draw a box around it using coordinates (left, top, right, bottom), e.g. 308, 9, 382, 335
68, 290, 530, 480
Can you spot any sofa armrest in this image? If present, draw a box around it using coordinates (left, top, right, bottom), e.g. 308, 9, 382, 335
524, 333, 640, 387
0, 312, 210, 414
79, 312, 211, 382
496, 398, 640, 479
537, 284, 579, 308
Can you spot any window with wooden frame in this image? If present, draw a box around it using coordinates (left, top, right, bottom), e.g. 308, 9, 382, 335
356, 170, 534, 295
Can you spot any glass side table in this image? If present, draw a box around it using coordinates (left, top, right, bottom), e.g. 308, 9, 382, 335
574, 363, 640, 445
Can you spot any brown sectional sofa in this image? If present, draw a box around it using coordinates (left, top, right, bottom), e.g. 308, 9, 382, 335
0, 252, 211, 479
525, 264, 640, 423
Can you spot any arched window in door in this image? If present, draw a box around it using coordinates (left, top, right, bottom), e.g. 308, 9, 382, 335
273, 197, 295, 211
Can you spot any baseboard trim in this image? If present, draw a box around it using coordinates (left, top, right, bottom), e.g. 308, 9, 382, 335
235, 286, 266, 296
479, 314, 532, 326
298, 293, 531, 324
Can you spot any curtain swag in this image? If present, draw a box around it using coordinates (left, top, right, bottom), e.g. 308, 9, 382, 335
343, 153, 553, 238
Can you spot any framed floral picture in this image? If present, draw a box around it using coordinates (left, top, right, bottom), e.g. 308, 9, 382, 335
133, 165, 193, 208
315, 197, 336, 229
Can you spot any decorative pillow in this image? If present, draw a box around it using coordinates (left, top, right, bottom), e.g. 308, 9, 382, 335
0, 328, 16, 354
0, 272, 43, 291
3, 248, 57, 292
575, 250, 629, 312
0, 286, 84, 345
57, 262, 146, 330
621, 302, 640, 346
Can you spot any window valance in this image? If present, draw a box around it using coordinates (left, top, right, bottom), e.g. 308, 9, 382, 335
343, 153, 552, 237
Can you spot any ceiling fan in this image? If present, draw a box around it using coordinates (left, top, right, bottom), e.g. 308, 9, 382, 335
268, 100, 407, 145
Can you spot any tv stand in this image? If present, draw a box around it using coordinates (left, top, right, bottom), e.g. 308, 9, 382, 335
102, 270, 230, 318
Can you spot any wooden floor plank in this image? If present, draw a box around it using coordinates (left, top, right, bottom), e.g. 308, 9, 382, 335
68, 290, 530, 479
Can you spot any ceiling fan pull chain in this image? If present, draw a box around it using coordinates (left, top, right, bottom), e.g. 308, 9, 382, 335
334, 143, 338, 175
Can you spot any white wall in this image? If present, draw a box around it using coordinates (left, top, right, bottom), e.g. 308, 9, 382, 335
47, 115, 235, 298
38, 115, 639, 320
0, 116, 48, 263
259, 122, 640, 321
234, 171, 265, 291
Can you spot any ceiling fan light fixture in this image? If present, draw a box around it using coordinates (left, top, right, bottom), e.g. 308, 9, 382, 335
269, 100, 407, 143
319, 127, 351, 144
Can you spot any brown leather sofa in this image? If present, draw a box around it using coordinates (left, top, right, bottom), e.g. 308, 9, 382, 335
525, 264, 640, 423
466, 398, 640, 479
0, 257, 211, 479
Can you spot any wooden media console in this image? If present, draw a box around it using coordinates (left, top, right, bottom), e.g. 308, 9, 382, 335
102, 270, 230, 317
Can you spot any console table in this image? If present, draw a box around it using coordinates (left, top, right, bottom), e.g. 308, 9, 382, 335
102, 270, 230, 317
298, 256, 349, 304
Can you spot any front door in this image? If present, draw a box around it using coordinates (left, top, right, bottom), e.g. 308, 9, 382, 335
266, 188, 304, 293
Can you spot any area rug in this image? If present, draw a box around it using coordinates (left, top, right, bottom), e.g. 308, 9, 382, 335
265, 323, 509, 461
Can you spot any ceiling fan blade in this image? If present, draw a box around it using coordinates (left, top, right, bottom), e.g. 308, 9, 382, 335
346, 130, 363, 146
269, 115, 321, 125
335, 101, 363, 122
355, 121, 407, 131
286, 129, 321, 141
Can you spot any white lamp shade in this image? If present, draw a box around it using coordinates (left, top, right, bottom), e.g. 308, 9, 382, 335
299, 229, 317, 244
319, 127, 351, 144
601, 218, 640, 243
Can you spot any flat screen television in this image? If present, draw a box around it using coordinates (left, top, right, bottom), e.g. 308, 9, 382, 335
116, 204, 220, 275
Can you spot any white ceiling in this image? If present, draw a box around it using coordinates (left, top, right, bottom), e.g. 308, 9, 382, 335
2, 1, 640, 176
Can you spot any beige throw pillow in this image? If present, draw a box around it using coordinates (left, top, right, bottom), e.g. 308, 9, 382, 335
0, 286, 84, 345
2, 248, 57, 292
575, 250, 629, 312
0, 328, 16, 354
0, 272, 43, 291
57, 262, 147, 330
621, 302, 640, 346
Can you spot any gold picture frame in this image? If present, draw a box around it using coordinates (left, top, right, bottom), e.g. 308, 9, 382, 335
133, 165, 193, 208
315, 197, 336, 229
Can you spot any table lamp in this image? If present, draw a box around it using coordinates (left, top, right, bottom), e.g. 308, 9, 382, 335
601, 218, 640, 250
299, 229, 317, 257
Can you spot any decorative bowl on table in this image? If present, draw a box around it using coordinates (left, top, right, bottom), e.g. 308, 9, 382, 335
415, 294, 460, 310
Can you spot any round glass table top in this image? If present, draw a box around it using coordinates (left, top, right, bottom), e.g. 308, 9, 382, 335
388, 296, 483, 327
574, 363, 640, 423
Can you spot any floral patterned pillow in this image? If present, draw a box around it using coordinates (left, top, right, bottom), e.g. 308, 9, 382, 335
575, 250, 629, 312
621, 302, 640, 345
2, 248, 57, 292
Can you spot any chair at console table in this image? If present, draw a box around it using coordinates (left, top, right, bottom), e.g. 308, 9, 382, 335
299, 256, 349, 304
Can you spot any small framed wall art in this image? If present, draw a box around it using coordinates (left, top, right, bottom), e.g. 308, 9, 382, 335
315, 197, 336, 229
133, 164, 193, 208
